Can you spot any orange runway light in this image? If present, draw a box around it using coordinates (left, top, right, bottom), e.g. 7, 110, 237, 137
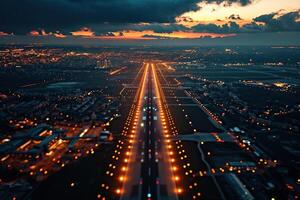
116, 189, 121, 194
177, 188, 183, 194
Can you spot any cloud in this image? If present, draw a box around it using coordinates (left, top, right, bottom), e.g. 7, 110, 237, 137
254, 12, 278, 23
192, 21, 240, 33
192, 10, 300, 33
29, 29, 66, 38
0, 31, 12, 36
104, 32, 117, 37
209, 0, 254, 6
2, 1, 297, 39
142, 34, 173, 39
176, 16, 195, 23
29, 30, 40, 36
0, 0, 199, 34
0, 0, 254, 34
62, 23, 190, 39
254, 10, 300, 32
54, 32, 67, 38
228, 14, 242, 20
71, 27, 95, 37
138, 31, 235, 39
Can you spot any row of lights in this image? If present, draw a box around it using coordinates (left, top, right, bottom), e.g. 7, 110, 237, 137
159, 71, 207, 199
185, 90, 223, 125
151, 63, 184, 195
97, 63, 149, 199
118, 63, 149, 194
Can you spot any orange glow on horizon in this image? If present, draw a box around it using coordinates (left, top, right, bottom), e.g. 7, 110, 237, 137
89, 30, 235, 40
0, 31, 12, 36
54, 32, 67, 38
71, 27, 95, 37
29, 29, 66, 38
5, 27, 235, 40
29, 30, 40, 36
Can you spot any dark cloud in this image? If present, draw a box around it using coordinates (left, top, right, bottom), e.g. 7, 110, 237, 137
228, 14, 242, 20
254, 12, 278, 23
142, 34, 174, 39
0, 0, 199, 34
0, 0, 254, 34
176, 16, 195, 23
103, 32, 116, 37
241, 22, 264, 32
192, 21, 240, 33
216, 0, 254, 6
254, 10, 300, 32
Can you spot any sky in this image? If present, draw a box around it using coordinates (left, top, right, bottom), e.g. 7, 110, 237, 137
0, 0, 300, 45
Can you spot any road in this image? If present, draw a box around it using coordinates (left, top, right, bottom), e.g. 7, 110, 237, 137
120, 63, 179, 200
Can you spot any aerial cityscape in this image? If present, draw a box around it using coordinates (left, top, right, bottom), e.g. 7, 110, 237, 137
0, 1, 300, 200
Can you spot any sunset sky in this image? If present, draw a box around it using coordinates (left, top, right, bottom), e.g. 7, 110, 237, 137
0, 0, 299, 45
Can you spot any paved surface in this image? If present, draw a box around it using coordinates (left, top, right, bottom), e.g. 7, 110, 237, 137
121, 63, 177, 200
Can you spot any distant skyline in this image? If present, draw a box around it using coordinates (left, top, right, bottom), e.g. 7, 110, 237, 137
0, 0, 300, 45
